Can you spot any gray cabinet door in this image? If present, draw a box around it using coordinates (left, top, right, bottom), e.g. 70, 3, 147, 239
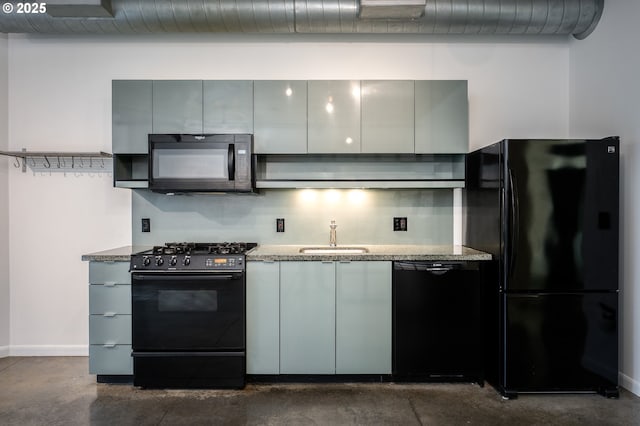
112, 80, 152, 154
254, 80, 307, 153
89, 315, 132, 345
246, 261, 280, 375
89, 285, 131, 315
336, 261, 392, 374
415, 80, 468, 154
89, 345, 133, 375
361, 80, 414, 154
89, 261, 131, 285
280, 261, 336, 374
152, 80, 203, 134
308, 80, 361, 153
203, 80, 253, 134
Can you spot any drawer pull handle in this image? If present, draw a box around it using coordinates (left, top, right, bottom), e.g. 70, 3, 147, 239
104, 282, 117, 287
103, 312, 117, 317
103, 343, 117, 348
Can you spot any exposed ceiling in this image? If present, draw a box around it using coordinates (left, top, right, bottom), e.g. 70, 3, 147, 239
0, 0, 604, 40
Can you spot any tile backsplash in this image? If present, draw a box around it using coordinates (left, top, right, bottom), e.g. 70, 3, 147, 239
132, 188, 453, 246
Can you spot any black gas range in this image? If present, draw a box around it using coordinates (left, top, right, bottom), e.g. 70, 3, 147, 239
130, 242, 257, 389
131, 242, 257, 272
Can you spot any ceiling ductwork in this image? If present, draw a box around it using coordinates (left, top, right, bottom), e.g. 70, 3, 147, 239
0, 0, 604, 39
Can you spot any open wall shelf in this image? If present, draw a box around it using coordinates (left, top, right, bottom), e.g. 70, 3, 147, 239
1, 150, 113, 174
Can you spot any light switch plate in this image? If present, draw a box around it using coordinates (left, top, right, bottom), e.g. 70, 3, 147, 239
394, 217, 407, 231
142, 218, 151, 233
276, 218, 285, 232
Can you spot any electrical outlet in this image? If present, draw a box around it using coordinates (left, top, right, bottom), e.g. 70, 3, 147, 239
276, 218, 285, 232
394, 217, 407, 232
142, 218, 151, 233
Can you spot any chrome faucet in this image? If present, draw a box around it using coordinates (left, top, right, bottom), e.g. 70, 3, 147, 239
329, 220, 337, 247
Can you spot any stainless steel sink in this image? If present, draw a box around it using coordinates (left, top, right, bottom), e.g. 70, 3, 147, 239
299, 247, 369, 254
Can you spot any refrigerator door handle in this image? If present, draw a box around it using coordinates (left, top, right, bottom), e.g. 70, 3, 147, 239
508, 168, 519, 280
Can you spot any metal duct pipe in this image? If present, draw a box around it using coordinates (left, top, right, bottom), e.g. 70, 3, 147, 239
0, 0, 604, 39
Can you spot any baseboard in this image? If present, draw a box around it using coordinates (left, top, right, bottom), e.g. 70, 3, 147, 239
9, 345, 88, 357
0, 346, 9, 358
620, 372, 640, 397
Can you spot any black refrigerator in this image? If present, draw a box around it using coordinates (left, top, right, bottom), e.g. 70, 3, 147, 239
464, 137, 619, 398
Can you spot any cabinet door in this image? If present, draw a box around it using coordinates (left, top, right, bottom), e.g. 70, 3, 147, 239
203, 80, 253, 134
152, 80, 203, 134
112, 80, 152, 154
280, 261, 336, 374
89, 261, 131, 285
89, 315, 132, 345
89, 285, 131, 315
254, 81, 307, 153
89, 345, 133, 375
361, 81, 414, 154
415, 80, 468, 154
246, 261, 280, 375
336, 261, 392, 374
308, 80, 361, 153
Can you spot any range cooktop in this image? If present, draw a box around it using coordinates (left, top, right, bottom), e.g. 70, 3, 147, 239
131, 242, 257, 272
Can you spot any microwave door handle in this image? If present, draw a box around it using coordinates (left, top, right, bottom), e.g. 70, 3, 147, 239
228, 144, 235, 181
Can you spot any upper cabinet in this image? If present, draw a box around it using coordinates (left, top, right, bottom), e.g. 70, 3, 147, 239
308, 80, 361, 154
254, 81, 307, 154
361, 80, 415, 154
415, 80, 468, 154
111, 79, 469, 188
203, 81, 254, 134
112, 80, 152, 154
152, 80, 203, 134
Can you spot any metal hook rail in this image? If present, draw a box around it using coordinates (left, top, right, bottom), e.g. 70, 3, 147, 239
0, 149, 113, 173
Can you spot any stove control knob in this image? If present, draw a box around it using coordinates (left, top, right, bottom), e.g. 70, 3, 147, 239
183, 257, 191, 266
142, 257, 151, 267
155, 257, 164, 267
170, 256, 177, 266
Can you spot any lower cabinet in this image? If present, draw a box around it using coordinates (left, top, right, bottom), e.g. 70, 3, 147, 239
335, 261, 392, 374
246, 260, 392, 375
280, 261, 336, 374
88, 261, 133, 377
246, 261, 280, 374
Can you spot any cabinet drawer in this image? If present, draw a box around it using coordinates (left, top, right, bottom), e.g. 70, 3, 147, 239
89, 285, 131, 315
89, 344, 133, 375
89, 261, 131, 285
89, 315, 132, 344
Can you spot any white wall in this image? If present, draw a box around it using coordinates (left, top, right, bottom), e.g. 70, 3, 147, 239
0, 33, 8, 357
569, 0, 640, 396
6, 34, 570, 355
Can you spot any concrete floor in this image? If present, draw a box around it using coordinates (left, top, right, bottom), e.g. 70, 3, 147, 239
1, 357, 639, 425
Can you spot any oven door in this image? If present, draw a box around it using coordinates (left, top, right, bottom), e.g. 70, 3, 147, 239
131, 272, 245, 351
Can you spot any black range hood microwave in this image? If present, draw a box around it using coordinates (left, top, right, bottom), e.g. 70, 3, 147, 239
148, 134, 255, 194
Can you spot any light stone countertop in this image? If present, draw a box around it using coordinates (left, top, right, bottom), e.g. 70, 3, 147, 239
246, 244, 492, 262
81, 246, 152, 262
82, 244, 492, 263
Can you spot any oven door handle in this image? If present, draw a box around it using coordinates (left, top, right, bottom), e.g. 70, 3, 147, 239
132, 351, 245, 357
132, 274, 241, 282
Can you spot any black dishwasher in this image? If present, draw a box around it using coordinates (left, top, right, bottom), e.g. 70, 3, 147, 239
393, 261, 483, 384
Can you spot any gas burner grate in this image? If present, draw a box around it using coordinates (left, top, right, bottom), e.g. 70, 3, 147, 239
151, 242, 257, 256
